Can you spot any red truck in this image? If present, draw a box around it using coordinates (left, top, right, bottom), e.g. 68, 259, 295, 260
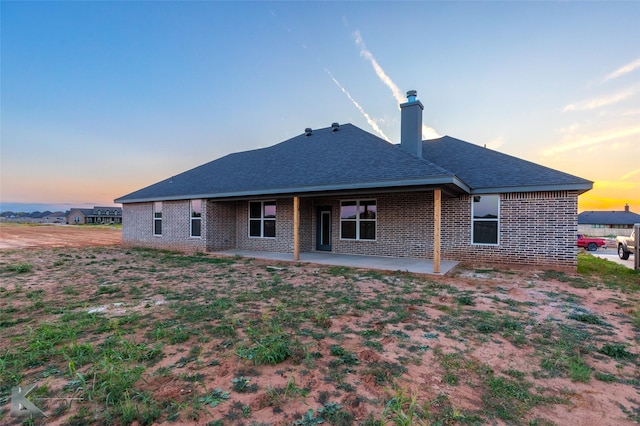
577, 234, 607, 251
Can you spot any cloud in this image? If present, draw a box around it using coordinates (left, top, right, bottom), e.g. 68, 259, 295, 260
353, 30, 440, 140
325, 69, 391, 142
563, 86, 638, 112
604, 58, 640, 81
621, 168, 640, 181
543, 126, 640, 156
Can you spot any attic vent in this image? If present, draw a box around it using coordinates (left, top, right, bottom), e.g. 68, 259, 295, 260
331, 122, 340, 132
305, 128, 312, 136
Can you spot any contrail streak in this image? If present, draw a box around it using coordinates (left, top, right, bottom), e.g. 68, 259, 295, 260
354, 31, 404, 105
325, 69, 391, 142
353, 30, 440, 140
604, 58, 640, 81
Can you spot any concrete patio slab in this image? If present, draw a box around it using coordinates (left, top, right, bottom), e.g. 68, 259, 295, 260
215, 250, 459, 275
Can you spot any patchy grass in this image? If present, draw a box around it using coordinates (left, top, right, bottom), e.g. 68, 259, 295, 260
0, 246, 638, 425
577, 253, 640, 292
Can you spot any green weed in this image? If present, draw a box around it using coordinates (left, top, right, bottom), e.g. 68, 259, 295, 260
199, 388, 230, 407
382, 386, 429, 426
4, 262, 33, 273
599, 343, 634, 360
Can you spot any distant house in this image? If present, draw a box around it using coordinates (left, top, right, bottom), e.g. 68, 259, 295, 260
578, 204, 640, 236
67, 207, 122, 225
67, 208, 93, 224
42, 211, 67, 224
115, 90, 592, 271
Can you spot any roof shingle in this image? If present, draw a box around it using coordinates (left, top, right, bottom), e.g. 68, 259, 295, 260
115, 125, 592, 203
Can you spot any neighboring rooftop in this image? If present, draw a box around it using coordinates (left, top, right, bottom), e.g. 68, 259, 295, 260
578, 204, 640, 225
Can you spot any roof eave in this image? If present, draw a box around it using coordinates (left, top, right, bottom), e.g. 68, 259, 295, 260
471, 182, 593, 195
114, 176, 470, 204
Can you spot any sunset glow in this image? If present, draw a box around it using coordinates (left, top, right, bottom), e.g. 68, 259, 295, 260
2, 2, 639, 215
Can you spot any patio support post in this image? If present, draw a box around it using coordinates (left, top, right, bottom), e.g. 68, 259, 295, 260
293, 196, 300, 261
433, 189, 441, 273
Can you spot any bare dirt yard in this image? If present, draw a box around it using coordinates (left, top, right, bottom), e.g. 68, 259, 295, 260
0, 223, 121, 249
0, 224, 639, 426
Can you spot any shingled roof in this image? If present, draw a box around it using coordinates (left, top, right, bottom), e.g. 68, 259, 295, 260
422, 136, 592, 193
115, 124, 592, 203
115, 124, 468, 203
578, 210, 640, 226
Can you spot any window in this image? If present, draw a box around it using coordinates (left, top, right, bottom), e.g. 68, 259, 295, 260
472, 195, 499, 245
249, 201, 276, 238
153, 202, 163, 236
340, 200, 376, 240
191, 199, 202, 237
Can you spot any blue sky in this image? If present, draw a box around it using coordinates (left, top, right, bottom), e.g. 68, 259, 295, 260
2, 1, 639, 213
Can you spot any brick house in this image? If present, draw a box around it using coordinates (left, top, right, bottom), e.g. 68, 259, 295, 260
67, 207, 123, 225
115, 91, 592, 271
578, 204, 640, 237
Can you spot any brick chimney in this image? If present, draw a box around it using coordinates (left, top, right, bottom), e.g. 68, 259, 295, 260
625, 204, 630, 212
400, 90, 423, 158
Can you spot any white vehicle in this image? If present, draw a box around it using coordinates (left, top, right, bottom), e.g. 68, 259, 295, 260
616, 229, 636, 260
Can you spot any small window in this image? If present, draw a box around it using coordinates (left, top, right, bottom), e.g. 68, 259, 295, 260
191, 199, 202, 238
153, 202, 163, 236
340, 200, 376, 240
472, 195, 499, 245
248, 201, 276, 238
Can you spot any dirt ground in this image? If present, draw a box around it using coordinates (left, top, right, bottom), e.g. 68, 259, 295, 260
0, 224, 639, 426
0, 223, 122, 249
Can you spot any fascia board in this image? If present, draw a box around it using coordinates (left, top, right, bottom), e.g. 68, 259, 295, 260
115, 176, 470, 204
470, 183, 593, 195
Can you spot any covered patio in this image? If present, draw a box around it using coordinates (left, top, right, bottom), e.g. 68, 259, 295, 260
216, 249, 459, 275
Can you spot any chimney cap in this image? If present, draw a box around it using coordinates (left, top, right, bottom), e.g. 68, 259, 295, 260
406, 90, 417, 102
331, 122, 339, 131
305, 127, 312, 136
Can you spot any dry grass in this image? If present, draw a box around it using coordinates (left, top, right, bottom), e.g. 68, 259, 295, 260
0, 246, 638, 425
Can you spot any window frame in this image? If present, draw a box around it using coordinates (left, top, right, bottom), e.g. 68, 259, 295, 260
471, 195, 500, 245
339, 199, 377, 241
153, 201, 163, 236
248, 200, 276, 238
190, 199, 202, 238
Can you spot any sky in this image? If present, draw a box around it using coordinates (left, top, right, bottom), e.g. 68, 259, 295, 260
1, 1, 639, 214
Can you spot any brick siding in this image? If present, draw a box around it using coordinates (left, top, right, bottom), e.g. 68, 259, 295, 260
122, 190, 579, 269
122, 201, 207, 252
